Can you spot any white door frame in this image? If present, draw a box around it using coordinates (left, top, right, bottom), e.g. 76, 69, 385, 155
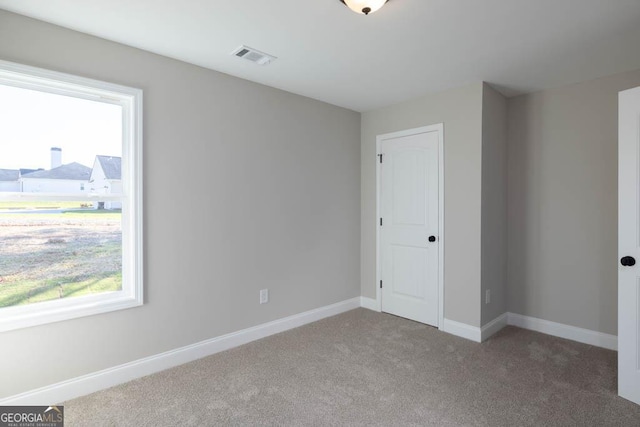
375, 123, 445, 329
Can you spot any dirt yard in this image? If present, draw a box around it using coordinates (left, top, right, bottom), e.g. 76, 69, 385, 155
0, 210, 122, 308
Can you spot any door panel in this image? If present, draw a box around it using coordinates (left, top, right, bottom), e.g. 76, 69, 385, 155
392, 151, 427, 225
391, 244, 427, 299
380, 129, 439, 326
618, 86, 640, 405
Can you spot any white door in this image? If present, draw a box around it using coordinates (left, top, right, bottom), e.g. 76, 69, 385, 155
619, 86, 640, 405
379, 126, 441, 326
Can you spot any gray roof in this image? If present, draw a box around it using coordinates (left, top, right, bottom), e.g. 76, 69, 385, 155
96, 156, 121, 180
22, 162, 91, 180
0, 169, 19, 181
20, 168, 43, 175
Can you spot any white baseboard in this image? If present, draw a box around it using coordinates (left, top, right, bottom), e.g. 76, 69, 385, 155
444, 312, 616, 351
443, 318, 481, 342
2, 299, 618, 405
481, 313, 508, 341
0, 297, 361, 405
443, 313, 508, 343
360, 296, 380, 311
507, 312, 617, 351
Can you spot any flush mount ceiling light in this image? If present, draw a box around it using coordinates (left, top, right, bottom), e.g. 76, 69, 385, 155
339, 0, 389, 15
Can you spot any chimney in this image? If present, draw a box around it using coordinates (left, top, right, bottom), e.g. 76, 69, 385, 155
51, 147, 62, 169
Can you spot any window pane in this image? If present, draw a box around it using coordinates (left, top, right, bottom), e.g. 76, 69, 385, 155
0, 61, 141, 331
0, 84, 122, 179
0, 202, 122, 308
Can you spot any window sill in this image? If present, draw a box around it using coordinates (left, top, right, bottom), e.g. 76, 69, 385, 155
0, 291, 143, 333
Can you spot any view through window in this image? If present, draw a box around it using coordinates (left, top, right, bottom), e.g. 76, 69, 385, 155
0, 61, 142, 331
0, 85, 123, 307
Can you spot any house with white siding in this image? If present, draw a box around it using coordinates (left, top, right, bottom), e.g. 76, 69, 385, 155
21, 162, 91, 193
89, 155, 122, 209
0, 147, 91, 194
0, 169, 20, 192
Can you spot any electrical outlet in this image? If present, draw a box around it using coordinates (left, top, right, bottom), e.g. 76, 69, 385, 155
260, 289, 269, 304
485, 289, 491, 304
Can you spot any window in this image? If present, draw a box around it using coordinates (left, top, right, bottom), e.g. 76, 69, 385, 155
0, 60, 143, 332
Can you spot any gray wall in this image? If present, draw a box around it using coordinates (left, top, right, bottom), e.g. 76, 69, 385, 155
0, 10, 361, 398
508, 68, 640, 335
480, 83, 508, 326
361, 83, 484, 327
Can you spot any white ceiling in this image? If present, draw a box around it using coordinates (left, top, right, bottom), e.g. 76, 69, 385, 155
1, 0, 640, 112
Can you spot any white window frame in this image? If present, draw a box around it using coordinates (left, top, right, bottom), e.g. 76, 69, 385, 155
0, 60, 143, 332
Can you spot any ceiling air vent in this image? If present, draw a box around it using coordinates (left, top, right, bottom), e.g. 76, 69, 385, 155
231, 45, 277, 66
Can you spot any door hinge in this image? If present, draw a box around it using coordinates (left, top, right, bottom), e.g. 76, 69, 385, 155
378, 154, 383, 163
379, 218, 383, 226
380, 280, 383, 289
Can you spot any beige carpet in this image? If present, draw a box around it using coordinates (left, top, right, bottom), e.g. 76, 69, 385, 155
65, 308, 640, 426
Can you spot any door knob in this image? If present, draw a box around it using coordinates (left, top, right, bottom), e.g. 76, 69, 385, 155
621, 256, 636, 267
428, 236, 437, 243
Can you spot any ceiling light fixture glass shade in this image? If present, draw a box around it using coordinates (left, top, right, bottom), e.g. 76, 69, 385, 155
340, 0, 389, 15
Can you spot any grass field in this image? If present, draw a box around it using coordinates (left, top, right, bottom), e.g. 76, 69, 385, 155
0, 210, 122, 308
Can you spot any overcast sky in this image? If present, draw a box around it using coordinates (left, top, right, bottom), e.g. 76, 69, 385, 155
0, 84, 122, 170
